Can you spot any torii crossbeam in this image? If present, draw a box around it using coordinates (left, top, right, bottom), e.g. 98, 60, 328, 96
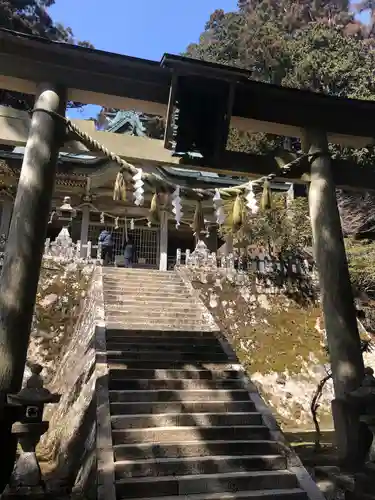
0, 28, 373, 487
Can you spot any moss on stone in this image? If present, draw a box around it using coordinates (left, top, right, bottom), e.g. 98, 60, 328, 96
194, 277, 326, 375
233, 300, 326, 374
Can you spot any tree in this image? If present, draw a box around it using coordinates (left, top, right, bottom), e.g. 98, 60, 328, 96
220, 193, 312, 257
185, 2, 375, 162
0, 1, 92, 110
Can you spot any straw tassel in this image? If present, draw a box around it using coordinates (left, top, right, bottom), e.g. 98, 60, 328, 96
148, 192, 160, 225
113, 171, 127, 201
260, 180, 272, 210
232, 194, 244, 232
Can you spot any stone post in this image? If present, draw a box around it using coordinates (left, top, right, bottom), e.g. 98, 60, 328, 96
80, 204, 90, 258
159, 210, 168, 271
176, 248, 181, 266
307, 129, 364, 466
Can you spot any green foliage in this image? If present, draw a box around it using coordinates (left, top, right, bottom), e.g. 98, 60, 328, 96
186, 2, 375, 161
0, 0, 93, 110
346, 239, 375, 296
221, 193, 311, 256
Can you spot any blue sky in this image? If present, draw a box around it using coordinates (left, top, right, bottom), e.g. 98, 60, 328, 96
49, 0, 238, 118
50, 0, 238, 61
48, 0, 369, 119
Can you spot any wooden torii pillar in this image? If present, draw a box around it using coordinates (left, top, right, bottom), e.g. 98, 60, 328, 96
306, 129, 365, 466
0, 82, 66, 491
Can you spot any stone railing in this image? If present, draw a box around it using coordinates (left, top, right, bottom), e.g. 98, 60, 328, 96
0, 227, 103, 265
175, 240, 315, 279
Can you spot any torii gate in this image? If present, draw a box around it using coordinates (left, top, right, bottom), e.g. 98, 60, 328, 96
0, 28, 374, 482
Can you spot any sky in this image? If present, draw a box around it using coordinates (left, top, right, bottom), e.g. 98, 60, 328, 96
49, 0, 238, 119
48, 0, 369, 119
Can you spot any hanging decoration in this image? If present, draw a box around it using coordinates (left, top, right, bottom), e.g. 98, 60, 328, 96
148, 192, 160, 226
100, 212, 105, 224
133, 168, 144, 206
56, 113, 316, 234
245, 181, 258, 214
48, 211, 57, 224
232, 194, 244, 232
205, 220, 211, 238
114, 217, 119, 229
130, 218, 135, 230
171, 186, 183, 228
113, 171, 127, 201
260, 180, 273, 211
212, 188, 225, 225
286, 183, 294, 209
192, 201, 205, 236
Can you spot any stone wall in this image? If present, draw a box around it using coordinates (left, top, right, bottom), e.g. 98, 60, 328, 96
35, 266, 104, 498
182, 264, 331, 429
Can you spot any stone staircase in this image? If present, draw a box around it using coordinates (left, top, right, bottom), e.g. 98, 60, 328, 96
99, 268, 321, 500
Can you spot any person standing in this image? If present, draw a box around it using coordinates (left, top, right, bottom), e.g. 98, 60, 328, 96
98, 228, 113, 265
124, 236, 136, 268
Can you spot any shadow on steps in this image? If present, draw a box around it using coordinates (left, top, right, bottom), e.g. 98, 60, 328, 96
102, 327, 312, 500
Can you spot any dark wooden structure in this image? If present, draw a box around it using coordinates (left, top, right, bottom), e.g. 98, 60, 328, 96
0, 27, 374, 489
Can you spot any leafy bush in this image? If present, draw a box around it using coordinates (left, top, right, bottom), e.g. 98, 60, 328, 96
346, 239, 375, 297
220, 193, 311, 258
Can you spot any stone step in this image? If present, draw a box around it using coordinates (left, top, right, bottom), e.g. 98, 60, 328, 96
104, 295, 193, 304
105, 310, 206, 319
114, 454, 287, 479
110, 401, 257, 416
108, 368, 240, 380
105, 313, 208, 322
106, 322, 218, 332
104, 268, 174, 274
107, 359, 238, 372
106, 329, 218, 339
103, 283, 186, 291
115, 470, 298, 498
105, 319, 213, 329
107, 361, 236, 371
106, 351, 231, 363
109, 389, 249, 403
104, 293, 192, 301
103, 286, 187, 294
106, 344, 224, 355
105, 299, 195, 307
105, 337, 222, 348
117, 489, 308, 500
104, 278, 183, 286
112, 425, 271, 446
103, 291, 189, 300
105, 303, 201, 312
113, 440, 285, 461
103, 270, 176, 279
106, 343, 223, 354
108, 378, 242, 392
111, 412, 264, 429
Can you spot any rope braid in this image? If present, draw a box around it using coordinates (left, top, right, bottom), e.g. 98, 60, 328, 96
30, 108, 328, 200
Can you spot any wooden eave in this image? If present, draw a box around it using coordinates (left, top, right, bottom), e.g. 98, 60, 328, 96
0, 29, 374, 191
0, 29, 374, 148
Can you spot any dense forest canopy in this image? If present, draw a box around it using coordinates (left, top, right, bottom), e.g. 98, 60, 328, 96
0, 0, 92, 110
185, 1, 375, 163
